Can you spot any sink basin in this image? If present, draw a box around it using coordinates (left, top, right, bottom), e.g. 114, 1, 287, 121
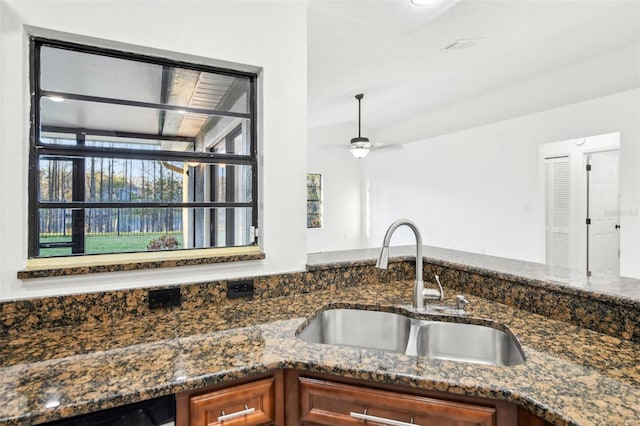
297, 308, 526, 366
296, 309, 412, 353
416, 321, 526, 366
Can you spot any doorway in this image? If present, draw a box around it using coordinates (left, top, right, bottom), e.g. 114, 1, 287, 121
540, 133, 620, 277
586, 150, 620, 276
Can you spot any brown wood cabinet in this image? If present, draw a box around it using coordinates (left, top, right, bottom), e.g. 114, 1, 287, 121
518, 408, 552, 426
177, 369, 550, 426
176, 371, 284, 426
285, 370, 552, 426
297, 376, 496, 426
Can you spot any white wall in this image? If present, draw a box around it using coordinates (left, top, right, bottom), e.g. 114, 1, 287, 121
362, 89, 640, 278
307, 123, 364, 253
0, 0, 5, 297
364, 122, 542, 262
0, 0, 307, 301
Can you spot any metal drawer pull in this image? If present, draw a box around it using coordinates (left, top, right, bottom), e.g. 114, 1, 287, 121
350, 409, 418, 426
218, 405, 255, 422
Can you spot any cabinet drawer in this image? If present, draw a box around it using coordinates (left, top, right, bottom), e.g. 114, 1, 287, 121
190, 377, 277, 426
298, 377, 496, 426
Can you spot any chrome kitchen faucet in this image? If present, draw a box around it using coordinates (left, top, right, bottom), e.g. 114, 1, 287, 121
376, 219, 443, 310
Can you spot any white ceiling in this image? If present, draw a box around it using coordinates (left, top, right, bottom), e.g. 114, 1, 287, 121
307, 0, 640, 136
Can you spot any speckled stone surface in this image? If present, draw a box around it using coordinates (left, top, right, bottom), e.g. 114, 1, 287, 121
309, 246, 640, 342
1, 262, 414, 334
16, 252, 266, 279
1, 281, 638, 426
308, 246, 640, 305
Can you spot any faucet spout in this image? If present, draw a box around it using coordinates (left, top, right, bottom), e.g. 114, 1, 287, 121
376, 219, 425, 309
376, 246, 390, 269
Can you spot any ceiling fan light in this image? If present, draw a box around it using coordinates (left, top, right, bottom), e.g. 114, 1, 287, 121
350, 144, 370, 159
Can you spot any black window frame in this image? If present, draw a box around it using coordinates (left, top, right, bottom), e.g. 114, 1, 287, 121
28, 37, 259, 259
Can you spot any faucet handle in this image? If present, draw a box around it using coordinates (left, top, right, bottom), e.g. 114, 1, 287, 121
456, 294, 469, 312
422, 274, 444, 301
434, 275, 444, 300
423, 288, 442, 299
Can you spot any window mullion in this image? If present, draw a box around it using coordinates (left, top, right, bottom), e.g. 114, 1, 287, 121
40, 89, 251, 120
28, 38, 41, 257
36, 145, 256, 166
71, 132, 86, 254
37, 201, 254, 209
42, 125, 196, 144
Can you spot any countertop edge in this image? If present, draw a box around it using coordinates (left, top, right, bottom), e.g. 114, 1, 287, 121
3, 361, 575, 426
422, 256, 640, 310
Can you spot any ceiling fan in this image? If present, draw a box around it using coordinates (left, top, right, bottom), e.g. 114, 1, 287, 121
349, 93, 402, 159
350, 94, 371, 159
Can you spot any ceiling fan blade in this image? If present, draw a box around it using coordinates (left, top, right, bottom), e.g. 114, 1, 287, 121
371, 143, 403, 151
315, 142, 347, 150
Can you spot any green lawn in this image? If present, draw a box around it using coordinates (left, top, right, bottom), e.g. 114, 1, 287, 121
40, 233, 183, 257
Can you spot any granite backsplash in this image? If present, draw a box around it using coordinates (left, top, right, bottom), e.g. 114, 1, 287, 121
2, 254, 638, 344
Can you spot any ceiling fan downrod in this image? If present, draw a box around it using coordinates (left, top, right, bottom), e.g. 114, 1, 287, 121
356, 93, 363, 138
350, 93, 371, 159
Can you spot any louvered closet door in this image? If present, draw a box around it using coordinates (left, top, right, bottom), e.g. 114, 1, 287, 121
545, 157, 569, 272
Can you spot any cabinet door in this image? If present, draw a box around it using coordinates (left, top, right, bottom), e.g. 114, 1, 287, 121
298, 377, 496, 426
190, 377, 277, 426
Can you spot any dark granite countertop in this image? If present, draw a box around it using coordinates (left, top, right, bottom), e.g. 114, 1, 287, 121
1, 280, 638, 426
307, 246, 640, 308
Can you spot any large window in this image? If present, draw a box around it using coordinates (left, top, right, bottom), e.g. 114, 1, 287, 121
29, 38, 258, 258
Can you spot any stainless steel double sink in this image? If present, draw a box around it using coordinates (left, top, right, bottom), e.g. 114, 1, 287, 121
296, 308, 526, 366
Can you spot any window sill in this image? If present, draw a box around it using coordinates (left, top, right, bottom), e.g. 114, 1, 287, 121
17, 246, 265, 279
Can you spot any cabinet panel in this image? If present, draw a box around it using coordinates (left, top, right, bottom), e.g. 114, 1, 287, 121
298, 377, 496, 426
190, 377, 277, 426
518, 408, 553, 426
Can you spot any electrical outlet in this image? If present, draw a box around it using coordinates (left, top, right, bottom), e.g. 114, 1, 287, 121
148, 288, 181, 309
227, 279, 254, 299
